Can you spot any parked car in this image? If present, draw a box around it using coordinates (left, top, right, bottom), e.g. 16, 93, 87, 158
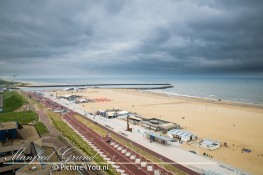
189, 150, 197, 154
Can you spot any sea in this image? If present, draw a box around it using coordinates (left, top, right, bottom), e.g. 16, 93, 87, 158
5, 76, 263, 106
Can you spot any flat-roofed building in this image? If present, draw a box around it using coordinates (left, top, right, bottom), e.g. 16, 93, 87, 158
0, 122, 42, 174
96, 110, 106, 116
200, 139, 221, 150
16, 146, 61, 175
0, 122, 18, 141
116, 110, 129, 118
140, 118, 180, 132
59, 95, 77, 102
167, 129, 197, 142
76, 98, 89, 103
128, 116, 143, 125
144, 131, 172, 144
105, 111, 117, 118
98, 109, 130, 119
33, 91, 44, 96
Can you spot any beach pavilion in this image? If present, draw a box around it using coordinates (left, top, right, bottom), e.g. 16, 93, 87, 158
128, 115, 143, 125
144, 131, 172, 144
140, 118, 180, 132
167, 129, 197, 142
200, 139, 221, 150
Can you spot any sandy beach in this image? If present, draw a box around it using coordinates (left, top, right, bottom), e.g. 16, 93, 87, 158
55, 88, 263, 174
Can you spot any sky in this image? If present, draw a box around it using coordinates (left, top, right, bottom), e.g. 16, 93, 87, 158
0, 0, 263, 78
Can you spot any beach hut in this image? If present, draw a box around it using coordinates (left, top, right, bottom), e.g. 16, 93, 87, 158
200, 139, 221, 150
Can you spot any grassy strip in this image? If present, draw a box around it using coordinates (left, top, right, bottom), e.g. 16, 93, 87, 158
35, 121, 49, 135
0, 79, 14, 88
18, 91, 44, 110
45, 110, 119, 175
0, 111, 38, 124
74, 115, 186, 175
0, 79, 30, 87
2, 91, 27, 112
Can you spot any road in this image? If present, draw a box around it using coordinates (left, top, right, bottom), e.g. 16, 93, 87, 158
64, 111, 174, 175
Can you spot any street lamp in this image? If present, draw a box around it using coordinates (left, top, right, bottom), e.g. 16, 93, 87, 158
196, 142, 199, 155
160, 157, 163, 171
13, 74, 18, 87
130, 142, 133, 152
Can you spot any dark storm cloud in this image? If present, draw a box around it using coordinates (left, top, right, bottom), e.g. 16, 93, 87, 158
0, 0, 263, 77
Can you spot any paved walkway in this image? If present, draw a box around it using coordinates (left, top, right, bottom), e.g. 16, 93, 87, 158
35, 106, 59, 137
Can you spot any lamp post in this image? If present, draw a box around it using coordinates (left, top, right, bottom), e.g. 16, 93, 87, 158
197, 142, 199, 155
0, 94, 3, 113
160, 157, 163, 171
130, 142, 133, 152
13, 74, 18, 87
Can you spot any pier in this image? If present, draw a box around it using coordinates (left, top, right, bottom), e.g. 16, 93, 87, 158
21, 83, 174, 90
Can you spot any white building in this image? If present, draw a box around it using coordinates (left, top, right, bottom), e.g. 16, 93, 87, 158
96, 110, 106, 116
200, 139, 221, 150
116, 110, 129, 118
97, 110, 130, 119
167, 129, 197, 142
59, 95, 77, 102
77, 98, 88, 103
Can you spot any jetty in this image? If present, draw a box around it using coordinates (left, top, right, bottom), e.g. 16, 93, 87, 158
21, 83, 173, 90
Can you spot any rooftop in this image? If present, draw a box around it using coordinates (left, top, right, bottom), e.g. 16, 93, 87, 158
1, 124, 40, 147
106, 111, 117, 116
202, 139, 220, 146
63, 95, 73, 98
117, 110, 129, 115
0, 139, 25, 147
144, 131, 172, 141
0, 121, 18, 131
142, 118, 173, 125
129, 116, 142, 121
16, 161, 49, 174
19, 125, 41, 142
141, 118, 179, 130
167, 129, 197, 138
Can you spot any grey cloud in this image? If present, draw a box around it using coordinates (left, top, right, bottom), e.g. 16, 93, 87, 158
0, 0, 262, 77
